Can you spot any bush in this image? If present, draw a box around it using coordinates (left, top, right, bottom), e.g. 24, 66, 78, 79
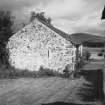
101, 49, 105, 52
0, 65, 36, 79
82, 50, 91, 61
0, 65, 64, 79
36, 66, 62, 77
98, 52, 103, 56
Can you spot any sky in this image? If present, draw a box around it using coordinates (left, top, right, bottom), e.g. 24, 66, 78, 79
0, 0, 105, 36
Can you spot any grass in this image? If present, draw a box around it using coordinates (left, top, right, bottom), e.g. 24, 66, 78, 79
0, 77, 103, 105
0, 77, 83, 105
0, 65, 64, 79
83, 47, 104, 53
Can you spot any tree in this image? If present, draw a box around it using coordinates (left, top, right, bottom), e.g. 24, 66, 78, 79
0, 10, 15, 42
29, 11, 52, 24
0, 10, 15, 65
30, 11, 36, 22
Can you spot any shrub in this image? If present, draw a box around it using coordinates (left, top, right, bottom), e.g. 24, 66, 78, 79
63, 64, 74, 78
0, 65, 64, 79
82, 50, 91, 61
97, 49, 105, 56
101, 49, 105, 52
98, 52, 103, 56
36, 66, 62, 77
0, 65, 36, 79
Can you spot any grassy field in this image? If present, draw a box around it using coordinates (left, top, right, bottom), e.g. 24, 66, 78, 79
0, 77, 103, 105
0, 78, 80, 105
83, 47, 104, 53
0, 48, 104, 105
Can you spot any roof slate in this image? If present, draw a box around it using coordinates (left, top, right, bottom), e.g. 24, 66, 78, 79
34, 18, 105, 45
36, 18, 75, 44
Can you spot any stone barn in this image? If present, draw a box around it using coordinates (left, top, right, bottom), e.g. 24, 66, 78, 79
7, 17, 79, 73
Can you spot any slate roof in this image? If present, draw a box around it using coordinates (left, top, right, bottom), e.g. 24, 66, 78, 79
37, 17, 75, 45
34, 17, 105, 46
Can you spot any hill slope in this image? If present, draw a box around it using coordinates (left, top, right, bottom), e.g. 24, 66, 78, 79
70, 33, 105, 45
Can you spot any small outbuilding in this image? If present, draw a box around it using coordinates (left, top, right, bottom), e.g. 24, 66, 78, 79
7, 16, 80, 73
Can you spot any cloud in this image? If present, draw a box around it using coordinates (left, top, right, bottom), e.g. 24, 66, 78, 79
44, 0, 105, 20
0, 0, 105, 36
0, 0, 44, 10
71, 8, 105, 36
52, 18, 75, 33
45, 0, 84, 18
0, 0, 50, 22
47, 0, 105, 36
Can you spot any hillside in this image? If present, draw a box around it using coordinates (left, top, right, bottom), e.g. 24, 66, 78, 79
70, 33, 105, 45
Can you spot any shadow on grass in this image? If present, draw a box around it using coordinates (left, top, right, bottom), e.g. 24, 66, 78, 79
41, 102, 90, 105
78, 69, 104, 102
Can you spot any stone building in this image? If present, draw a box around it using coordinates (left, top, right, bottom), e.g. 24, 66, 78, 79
7, 17, 80, 73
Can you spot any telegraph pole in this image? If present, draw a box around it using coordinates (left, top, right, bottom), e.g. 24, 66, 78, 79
101, 6, 105, 20
101, 5, 105, 104
101, 6, 105, 58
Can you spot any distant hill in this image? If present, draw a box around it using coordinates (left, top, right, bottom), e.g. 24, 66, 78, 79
70, 33, 105, 46
70, 33, 105, 47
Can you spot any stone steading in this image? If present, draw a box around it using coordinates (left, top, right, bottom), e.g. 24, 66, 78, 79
7, 19, 76, 73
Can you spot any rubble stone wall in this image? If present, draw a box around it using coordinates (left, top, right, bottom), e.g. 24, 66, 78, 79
7, 19, 76, 73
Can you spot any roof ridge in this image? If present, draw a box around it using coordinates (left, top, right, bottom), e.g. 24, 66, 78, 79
36, 17, 74, 43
